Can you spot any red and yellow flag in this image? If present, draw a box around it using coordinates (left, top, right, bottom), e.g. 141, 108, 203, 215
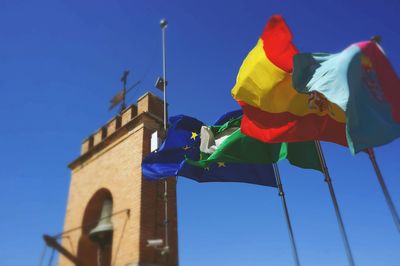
231, 15, 347, 146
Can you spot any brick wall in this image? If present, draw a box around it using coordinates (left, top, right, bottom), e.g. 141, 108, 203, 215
59, 92, 177, 266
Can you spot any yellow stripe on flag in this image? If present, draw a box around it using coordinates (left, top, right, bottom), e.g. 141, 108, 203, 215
231, 39, 346, 123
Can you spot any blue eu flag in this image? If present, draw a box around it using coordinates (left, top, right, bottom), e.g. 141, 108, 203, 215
141, 111, 277, 187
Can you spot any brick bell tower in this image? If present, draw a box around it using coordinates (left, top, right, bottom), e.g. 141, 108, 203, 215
58, 92, 178, 266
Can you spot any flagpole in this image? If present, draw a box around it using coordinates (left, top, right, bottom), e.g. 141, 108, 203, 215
160, 18, 170, 254
314, 141, 355, 266
273, 163, 301, 266
367, 36, 400, 232
367, 148, 400, 232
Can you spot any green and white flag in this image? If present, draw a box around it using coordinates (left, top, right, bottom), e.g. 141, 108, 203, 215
188, 116, 322, 172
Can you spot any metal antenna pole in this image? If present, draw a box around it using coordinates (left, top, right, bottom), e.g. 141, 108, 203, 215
273, 163, 301, 266
314, 141, 355, 266
160, 18, 169, 254
367, 148, 400, 232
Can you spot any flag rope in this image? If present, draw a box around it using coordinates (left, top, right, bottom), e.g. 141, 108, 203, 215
273, 163, 301, 266
47, 248, 55, 266
367, 148, 400, 232
315, 141, 355, 266
38, 244, 47, 266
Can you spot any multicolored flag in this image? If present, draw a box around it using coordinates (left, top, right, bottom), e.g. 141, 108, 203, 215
293, 41, 400, 153
187, 116, 322, 172
231, 15, 347, 146
142, 111, 277, 187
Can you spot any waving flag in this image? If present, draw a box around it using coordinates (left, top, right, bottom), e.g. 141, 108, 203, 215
187, 116, 322, 172
231, 15, 347, 146
142, 111, 277, 187
141, 115, 204, 179
293, 41, 400, 153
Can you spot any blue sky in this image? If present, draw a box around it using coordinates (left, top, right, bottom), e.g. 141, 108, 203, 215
1, 0, 399, 265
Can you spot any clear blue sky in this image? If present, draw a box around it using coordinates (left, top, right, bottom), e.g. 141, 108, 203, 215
1, 0, 399, 265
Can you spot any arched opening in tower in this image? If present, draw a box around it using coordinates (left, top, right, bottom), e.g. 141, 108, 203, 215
77, 188, 113, 266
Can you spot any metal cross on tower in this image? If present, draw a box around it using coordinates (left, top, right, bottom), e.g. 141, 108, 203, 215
109, 70, 142, 113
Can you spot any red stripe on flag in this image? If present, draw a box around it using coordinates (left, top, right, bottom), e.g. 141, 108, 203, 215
239, 102, 348, 147
261, 15, 299, 72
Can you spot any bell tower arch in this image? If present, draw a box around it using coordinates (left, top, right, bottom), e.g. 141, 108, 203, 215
76, 188, 113, 266
58, 92, 178, 266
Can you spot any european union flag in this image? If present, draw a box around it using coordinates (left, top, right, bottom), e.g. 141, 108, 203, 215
141, 111, 277, 187
141, 115, 203, 179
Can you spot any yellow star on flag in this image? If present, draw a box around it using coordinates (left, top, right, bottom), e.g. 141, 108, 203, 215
217, 162, 226, 167
190, 132, 198, 140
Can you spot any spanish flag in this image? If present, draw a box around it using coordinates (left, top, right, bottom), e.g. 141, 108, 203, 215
231, 15, 347, 146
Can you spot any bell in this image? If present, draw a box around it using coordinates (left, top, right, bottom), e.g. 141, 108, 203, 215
89, 198, 113, 246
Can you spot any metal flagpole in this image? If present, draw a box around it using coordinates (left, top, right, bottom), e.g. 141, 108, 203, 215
273, 163, 301, 266
366, 148, 400, 232
367, 36, 400, 232
314, 141, 355, 266
160, 18, 170, 254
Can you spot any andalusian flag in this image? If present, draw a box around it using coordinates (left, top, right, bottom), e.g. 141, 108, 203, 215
293, 40, 400, 153
188, 116, 322, 172
231, 15, 347, 146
